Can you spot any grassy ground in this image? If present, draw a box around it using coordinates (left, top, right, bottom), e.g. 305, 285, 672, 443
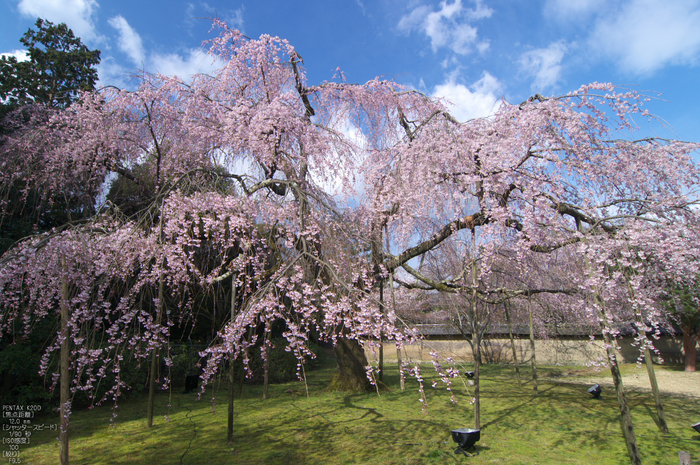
16, 362, 700, 464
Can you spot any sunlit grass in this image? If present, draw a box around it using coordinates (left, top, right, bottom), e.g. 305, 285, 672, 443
20, 363, 700, 464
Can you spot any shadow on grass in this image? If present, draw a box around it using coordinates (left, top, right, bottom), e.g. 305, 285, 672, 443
22, 363, 700, 465
480, 385, 556, 431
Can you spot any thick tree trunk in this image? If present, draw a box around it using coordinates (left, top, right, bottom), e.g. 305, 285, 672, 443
328, 338, 372, 392
682, 327, 698, 372
60, 257, 70, 465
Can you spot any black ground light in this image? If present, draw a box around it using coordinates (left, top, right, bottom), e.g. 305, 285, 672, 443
692, 421, 700, 434
451, 428, 480, 456
587, 384, 602, 398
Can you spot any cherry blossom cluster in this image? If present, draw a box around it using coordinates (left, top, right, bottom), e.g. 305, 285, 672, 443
1, 19, 699, 422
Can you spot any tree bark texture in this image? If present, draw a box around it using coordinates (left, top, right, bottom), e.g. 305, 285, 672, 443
643, 347, 669, 433
607, 350, 642, 465
329, 338, 372, 392
596, 291, 642, 465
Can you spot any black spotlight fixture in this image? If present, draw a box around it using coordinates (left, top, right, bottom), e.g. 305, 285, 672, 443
451, 428, 480, 456
692, 421, 700, 434
587, 384, 602, 398
465, 371, 475, 379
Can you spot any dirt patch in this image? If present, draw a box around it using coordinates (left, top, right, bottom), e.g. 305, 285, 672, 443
547, 367, 700, 398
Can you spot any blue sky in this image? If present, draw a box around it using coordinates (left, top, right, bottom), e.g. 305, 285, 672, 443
2, 0, 700, 142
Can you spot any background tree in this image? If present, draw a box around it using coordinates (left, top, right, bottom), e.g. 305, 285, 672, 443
665, 282, 700, 372
0, 21, 102, 426
0, 18, 100, 116
0, 18, 101, 254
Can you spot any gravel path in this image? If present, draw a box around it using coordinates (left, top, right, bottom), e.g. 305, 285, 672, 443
545, 367, 700, 398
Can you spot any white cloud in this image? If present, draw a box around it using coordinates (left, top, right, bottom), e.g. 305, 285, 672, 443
95, 56, 131, 89
108, 16, 145, 66
96, 13, 226, 86
467, 0, 493, 20
18, 0, 99, 41
589, 0, 700, 75
432, 71, 502, 121
398, 0, 492, 55
186, 3, 245, 33
316, 118, 369, 197
150, 48, 222, 79
519, 41, 567, 91
1, 50, 30, 62
355, 0, 367, 17
225, 7, 245, 32
543, 0, 605, 21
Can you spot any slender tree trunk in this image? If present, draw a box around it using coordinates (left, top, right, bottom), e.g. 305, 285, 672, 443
608, 351, 641, 465
263, 332, 269, 400
643, 347, 668, 432
504, 301, 521, 387
378, 282, 384, 384
370, 223, 385, 383
624, 270, 669, 432
146, 348, 158, 428
396, 344, 404, 391
228, 274, 237, 443
470, 229, 481, 429
527, 296, 537, 392
682, 327, 698, 372
595, 292, 642, 465
473, 333, 481, 430
227, 359, 235, 443
147, 276, 164, 428
60, 257, 70, 465
389, 273, 404, 391
238, 327, 254, 397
